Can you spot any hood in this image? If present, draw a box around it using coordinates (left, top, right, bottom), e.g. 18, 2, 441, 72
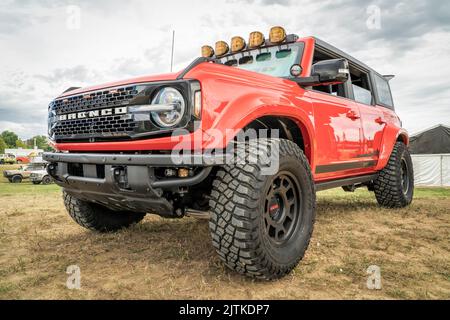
58, 71, 181, 98
4, 169, 21, 175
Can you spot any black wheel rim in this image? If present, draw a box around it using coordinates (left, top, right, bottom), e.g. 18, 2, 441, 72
401, 158, 410, 195
264, 172, 301, 246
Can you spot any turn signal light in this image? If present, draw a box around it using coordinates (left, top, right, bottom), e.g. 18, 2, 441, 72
248, 31, 265, 48
194, 90, 202, 119
231, 36, 246, 53
269, 26, 286, 44
201, 45, 214, 58
215, 41, 229, 56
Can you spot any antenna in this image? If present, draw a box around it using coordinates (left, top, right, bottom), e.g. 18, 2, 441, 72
170, 30, 175, 72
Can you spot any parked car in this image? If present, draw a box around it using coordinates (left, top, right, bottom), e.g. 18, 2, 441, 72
15, 156, 30, 164
3, 163, 47, 183
44, 26, 414, 279
30, 170, 53, 185
0, 154, 16, 164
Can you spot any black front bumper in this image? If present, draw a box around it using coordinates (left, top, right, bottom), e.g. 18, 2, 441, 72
44, 152, 227, 216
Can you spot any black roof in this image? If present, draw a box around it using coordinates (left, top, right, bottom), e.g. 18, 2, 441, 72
409, 125, 450, 154
313, 37, 386, 78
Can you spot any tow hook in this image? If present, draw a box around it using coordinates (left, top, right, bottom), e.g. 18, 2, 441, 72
174, 208, 185, 218
113, 167, 129, 190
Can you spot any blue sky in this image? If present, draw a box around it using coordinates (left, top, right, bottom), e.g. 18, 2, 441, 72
0, 0, 449, 138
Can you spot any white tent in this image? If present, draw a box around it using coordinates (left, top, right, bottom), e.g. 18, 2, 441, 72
409, 124, 450, 187
411, 154, 450, 187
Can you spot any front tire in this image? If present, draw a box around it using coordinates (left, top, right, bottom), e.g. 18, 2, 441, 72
63, 192, 146, 232
209, 139, 316, 280
42, 175, 52, 185
11, 175, 22, 183
374, 142, 414, 208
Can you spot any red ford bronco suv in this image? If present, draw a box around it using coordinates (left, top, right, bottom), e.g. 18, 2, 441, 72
44, 27, 414, 279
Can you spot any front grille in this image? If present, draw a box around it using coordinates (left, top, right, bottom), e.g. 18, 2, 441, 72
53, 86, 138, 115
52, 115, 136, 139
50, 84, 142, 141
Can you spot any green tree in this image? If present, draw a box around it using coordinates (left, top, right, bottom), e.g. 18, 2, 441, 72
27, 135, 53, 151
0, 137, 7, 154
15, 139, 27, 148
1, 130, 18, 148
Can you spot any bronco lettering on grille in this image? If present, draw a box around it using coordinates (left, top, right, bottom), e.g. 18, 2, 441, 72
58, 107, 128, 121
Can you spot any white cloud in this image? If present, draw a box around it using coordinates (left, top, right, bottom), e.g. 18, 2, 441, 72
0, 0, 449, 138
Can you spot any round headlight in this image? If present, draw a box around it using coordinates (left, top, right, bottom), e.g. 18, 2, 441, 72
151, 87, 186, 128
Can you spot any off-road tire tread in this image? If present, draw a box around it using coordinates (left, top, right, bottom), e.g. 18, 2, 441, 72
209, 138, 315, 280
374, 142, 414, 208
63, 192, 145, 232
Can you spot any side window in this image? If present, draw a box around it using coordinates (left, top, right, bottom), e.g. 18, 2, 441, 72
350, 67, 373, 105
374, 75, 394, 107
311, 49, 347, 98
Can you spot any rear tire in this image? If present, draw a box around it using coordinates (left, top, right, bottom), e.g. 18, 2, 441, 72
209, 138, 316, 280
374, 142, 414, 208
63, 192, 146, 232
11, 175, 22, 183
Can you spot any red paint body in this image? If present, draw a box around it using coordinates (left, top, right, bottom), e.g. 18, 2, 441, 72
53, 37, 408, 182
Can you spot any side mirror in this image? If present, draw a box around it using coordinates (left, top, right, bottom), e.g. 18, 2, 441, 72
291, 58, 350, 86
311, 58, 350, 84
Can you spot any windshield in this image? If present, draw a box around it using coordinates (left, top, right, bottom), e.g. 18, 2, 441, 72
219, 43, 303, 78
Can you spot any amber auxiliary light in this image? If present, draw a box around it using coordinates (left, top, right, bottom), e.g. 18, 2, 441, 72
201, 45, 214, 58
269, 26, 286, 44
215, 41, 229, 57
248, 31, 265, 48
231, 36, 246, 53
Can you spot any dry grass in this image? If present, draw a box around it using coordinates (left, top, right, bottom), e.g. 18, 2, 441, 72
0, 165, 449, 300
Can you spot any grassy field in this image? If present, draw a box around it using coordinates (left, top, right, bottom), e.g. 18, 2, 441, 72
0, 164, 449, 300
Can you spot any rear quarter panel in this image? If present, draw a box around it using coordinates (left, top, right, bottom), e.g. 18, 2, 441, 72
375, 107, 409, 170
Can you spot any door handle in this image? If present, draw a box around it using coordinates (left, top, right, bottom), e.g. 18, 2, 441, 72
375, 117, 386, 125
346, 110, 360, 120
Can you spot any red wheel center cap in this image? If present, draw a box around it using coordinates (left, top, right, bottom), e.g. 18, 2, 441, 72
269, 197, 281, 217
269, 204, 279, 213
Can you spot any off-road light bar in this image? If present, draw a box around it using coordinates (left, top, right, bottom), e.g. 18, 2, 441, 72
201, 26, 291, 58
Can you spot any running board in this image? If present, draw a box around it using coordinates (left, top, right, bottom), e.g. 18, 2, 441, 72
315, 174, 378, 192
